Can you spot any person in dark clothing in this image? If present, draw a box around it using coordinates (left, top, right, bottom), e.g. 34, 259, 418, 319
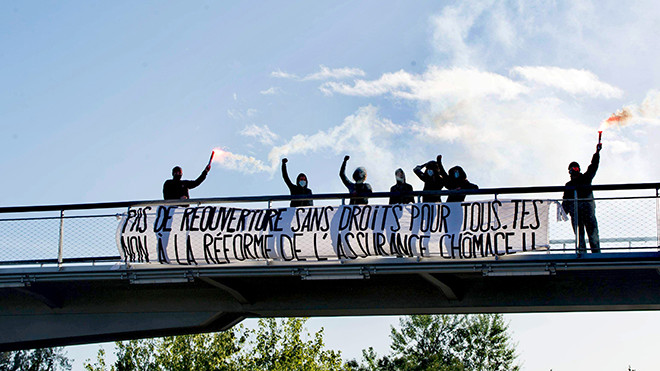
389, 168, 414, 205
562, 143, 602, 253
281, 158, 313, 207
163, 164, 210, 200
413, 156, 446, 203
340, 155, 373, 205
439, 158, 479, 203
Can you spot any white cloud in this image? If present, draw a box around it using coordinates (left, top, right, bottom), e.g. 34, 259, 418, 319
271, 65, 365, 82
640, 90, 660, 119
226, 0, 660, 189
240, 124, 279, 145
511, 66, 623, 98
271, 70, 299, 79
430, 3, 484, 67
303, 65, 365, 81
260, 86, 283, 95
227, 108, 258, 120
320, 66, 528, 101
215, 106, 414, 188
227, 109, 241, 120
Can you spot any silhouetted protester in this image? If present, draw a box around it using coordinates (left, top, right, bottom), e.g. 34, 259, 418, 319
163, 164, 211, 200
389, 168, 414, 204
562, 143, 602, 253
340, 155, 373, 205
281, 158, 313, 207
440, 158, 479, 202
413, 156, 446, 203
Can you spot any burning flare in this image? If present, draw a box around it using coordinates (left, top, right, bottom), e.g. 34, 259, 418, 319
599, 107, 634, 131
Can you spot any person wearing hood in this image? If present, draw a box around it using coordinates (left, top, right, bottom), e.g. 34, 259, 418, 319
163, 164, 210, 200
389, 168, 414, 204
439, 156, 478, 203
413, 156, 446, 203
281, 158, 313, 207
340, 155, 373, 205
561, 143, 602, 253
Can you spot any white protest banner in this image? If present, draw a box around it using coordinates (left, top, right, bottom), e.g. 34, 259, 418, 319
116, 200, 549, 265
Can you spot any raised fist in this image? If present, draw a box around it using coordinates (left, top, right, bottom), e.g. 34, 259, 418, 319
344, 155, 350, 162
282, 158, 288, 164
596, 143, 602, 152
436, 155, 442, 163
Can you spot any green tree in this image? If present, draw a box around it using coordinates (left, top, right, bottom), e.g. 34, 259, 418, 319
84, 330, 241, 371
389, 314, 465, 370
236, 318, 345, 371
459, 314, 518, 371
83, 348, 112, 371
155, 331, 242, 371
84, 318, 344, 371
114, 338, 160, 371
0, 347, 72, 371
347, 314, 519, 371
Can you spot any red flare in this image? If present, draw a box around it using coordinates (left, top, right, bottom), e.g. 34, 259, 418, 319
598, 131, 602, 144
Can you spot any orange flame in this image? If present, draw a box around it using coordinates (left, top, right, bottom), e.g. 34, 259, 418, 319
210, 148, 230, 163
600, 107, 633, 130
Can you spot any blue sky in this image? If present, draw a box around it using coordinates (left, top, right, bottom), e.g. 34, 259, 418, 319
3, 1, 660, 369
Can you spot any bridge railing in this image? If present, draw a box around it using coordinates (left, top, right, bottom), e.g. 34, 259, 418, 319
1, 183, 659, 266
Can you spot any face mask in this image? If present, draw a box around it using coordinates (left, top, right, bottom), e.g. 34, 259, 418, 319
396, 176, 404, 183
427, 170, 434, 176
453, 172, 460, 179
298, 180, 307, 187
173, 174, 182, 181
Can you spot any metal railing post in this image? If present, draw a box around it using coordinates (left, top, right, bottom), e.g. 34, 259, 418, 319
656, 188, 660, 250
573, 189, 579, 254
58, 210, 64, 268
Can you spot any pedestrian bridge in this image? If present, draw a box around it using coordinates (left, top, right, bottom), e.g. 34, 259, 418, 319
1, 184, 660, 351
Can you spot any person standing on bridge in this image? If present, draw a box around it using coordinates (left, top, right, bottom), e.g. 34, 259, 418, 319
438, 157, 479, 203
281, 158, 313, 207
389, 168, 414, 204
340, 155, 373, 205
413, 155, 446, 203
562, 143, 602, 253
163, 164, 211, 200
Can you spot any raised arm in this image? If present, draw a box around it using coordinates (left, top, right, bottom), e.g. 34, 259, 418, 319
186, 167, 209, 189
584, 144, 601, 181
339, 155, 353, 189
281, 158, 295, 190
437, 155, 449, 179
413, 164, 426, 181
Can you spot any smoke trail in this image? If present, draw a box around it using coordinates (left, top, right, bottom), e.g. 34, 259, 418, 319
599, 91, 660, 131
211, 148, 272, 174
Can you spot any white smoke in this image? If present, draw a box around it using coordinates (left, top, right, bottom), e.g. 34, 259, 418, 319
511, 66, 623, 98
211, 106, 418, 190
211, 149, 271, 174
240, 124, 279, 145
320, 67, 529, 101
272, 65, 366, 81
